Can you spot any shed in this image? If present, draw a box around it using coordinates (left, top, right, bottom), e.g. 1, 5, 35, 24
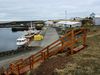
45, 21, 54, 26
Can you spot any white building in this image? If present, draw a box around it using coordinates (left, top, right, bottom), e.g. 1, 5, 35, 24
55, 21, 81, 28
45, 21, 54, 26
94, 15, 100, 25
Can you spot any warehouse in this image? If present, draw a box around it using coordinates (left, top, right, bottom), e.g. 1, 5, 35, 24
55, 21, 81, 28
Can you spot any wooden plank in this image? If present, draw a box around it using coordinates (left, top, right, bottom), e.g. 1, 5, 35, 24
48, 39, 60, 47
74, 29, 83, 35
20, 65, 30, 74
49, 42, 61, 50
73, 45, 84, 51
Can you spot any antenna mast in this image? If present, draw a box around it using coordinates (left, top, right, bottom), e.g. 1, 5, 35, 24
65, 10, 67, 20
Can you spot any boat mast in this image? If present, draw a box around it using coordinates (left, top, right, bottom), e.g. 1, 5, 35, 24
30, 21, 33, 29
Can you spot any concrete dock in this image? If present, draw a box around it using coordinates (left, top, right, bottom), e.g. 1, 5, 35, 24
0, 27, 59, 68
29, 27, 59, 47
40, 27, 59, 47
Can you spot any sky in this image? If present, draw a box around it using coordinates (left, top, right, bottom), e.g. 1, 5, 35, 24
0, 0, 100, 21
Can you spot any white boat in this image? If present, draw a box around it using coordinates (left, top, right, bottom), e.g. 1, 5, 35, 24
16, 37, 29, 46
25, 29, 41, 38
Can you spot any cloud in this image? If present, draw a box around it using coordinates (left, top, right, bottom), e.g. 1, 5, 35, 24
0, 0, 100, 21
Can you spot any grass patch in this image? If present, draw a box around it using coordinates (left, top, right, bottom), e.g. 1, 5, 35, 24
54, 32, 100, 75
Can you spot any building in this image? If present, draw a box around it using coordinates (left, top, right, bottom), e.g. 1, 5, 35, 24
55, 21, 82, 28
94, 15, 100, 25
45, 20, 54, 26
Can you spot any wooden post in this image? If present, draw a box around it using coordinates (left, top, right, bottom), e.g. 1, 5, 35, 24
29, 57, 32, 70
17, 64, 20, 75
31, 55, 34, 69
41, 52, 45, 61
0, 66, 5, 75
29, 56, 35, 70
83, 29, 86, 46
6, 68, 10, 75
47, 46, 49, 58
60, 38, 64, 52
71, 30, 74, 54
9, 63, 14, 74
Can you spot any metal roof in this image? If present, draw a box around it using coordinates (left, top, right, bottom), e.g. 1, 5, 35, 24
57, 21, 81, 25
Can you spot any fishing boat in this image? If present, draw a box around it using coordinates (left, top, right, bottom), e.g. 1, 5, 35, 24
16, 37, 29, 46
16, 29, 42, 46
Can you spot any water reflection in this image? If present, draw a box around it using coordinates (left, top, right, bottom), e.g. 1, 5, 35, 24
0, 28, 24, 52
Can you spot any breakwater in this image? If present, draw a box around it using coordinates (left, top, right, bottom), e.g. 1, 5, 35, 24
0, 46, 37, 57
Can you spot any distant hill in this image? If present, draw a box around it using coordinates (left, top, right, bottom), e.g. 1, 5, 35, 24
0, 21, 11, 24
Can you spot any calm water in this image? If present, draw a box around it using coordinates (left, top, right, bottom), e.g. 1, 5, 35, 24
0, 28, 24, 52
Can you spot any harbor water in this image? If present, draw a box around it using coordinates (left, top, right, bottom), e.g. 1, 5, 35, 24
0, 28, 24, 52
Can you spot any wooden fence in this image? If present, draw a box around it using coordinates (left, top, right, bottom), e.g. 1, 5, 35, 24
1, 28, 87, 75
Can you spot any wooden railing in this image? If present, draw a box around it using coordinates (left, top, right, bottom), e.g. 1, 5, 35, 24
1, 28, 87, 75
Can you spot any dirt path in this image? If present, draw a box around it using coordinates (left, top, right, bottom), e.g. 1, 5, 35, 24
87, 31, 100, 38
31, 54, 73, 75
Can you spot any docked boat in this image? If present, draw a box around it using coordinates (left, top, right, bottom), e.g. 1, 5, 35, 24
16, 29, 42, 46
24, 29, 41, 38
16, 37, 29, 46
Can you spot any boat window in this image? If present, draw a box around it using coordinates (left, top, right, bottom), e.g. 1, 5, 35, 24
22, 40, 25, 42
17, 40, 23, 42
17, 40, 21, 42
17, 38, 26, 42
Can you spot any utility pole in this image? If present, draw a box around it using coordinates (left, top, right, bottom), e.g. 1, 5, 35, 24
65, 10, 67, 20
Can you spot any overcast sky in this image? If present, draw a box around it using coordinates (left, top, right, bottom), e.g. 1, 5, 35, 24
0, 0, 100, 21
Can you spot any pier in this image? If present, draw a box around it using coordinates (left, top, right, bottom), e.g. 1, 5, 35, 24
29, 27, 59, 47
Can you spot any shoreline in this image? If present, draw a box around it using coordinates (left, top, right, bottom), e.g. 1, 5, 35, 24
0, 46, 42, 68
0, 46, 42, 60
0, 26, 48, 58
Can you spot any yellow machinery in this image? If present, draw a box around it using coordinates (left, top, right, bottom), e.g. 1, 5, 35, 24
34, 34, 44, 41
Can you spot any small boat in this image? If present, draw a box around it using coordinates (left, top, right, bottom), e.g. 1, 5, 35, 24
24, 29, 41, 38
16, 37, 29, 46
